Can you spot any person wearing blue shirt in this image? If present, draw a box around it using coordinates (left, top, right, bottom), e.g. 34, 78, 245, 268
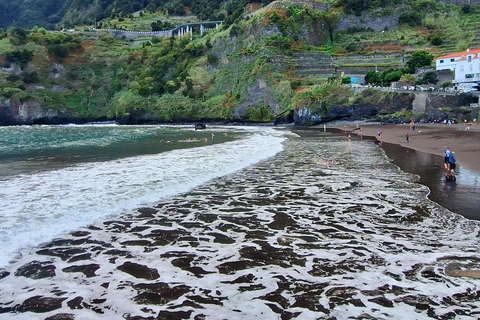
443, 148, 451, 170
448, 152, 456, 177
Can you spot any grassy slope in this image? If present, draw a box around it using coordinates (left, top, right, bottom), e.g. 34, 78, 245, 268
1, 2, 479, 123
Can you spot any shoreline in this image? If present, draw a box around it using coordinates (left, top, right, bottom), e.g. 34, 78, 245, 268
327, 123, 480, 220
334, 123, 480, 175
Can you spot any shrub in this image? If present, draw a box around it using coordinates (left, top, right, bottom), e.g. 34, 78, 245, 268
207, 52, 218, 65
4, 49, 34, 68
23, 71, 39, 83
290, 80, 301, 89
440, 81, 451, 89
399, 12, 422, 27
246, 104, 275, 122
406, 50, 434, 73
462, 4, 472, 14
229, 23, 241, 37
345, 42, 357, 52
416, 70, 438, 85
365, 70, 381, 85
430, 35, 443, 46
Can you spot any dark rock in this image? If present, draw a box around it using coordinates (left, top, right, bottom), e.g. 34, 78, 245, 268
170, 256, 213, 278
67, 296, 84, 310
216, 260, 251, 274
187, 295, 225, 306
368, 296, 394, 308
133, 282, 190, 305
117, 262, 160, 280
325, 286, 357, 298
120, 240, 153, 246
0, 306, 15, 313
130, 226, 151, 233
221, 273, 255, 284
45, 313, 75, 320
36, 247, 87, 261
156, 310, 193, 320
17, 295, 67, 313
67, 253, 92, 263
104, 249, 133, 258
15, 261, 56, 279
206, 232, 235, 244
259, 292, 290, 309
194, 123, 206, 130
62, 264, 100, 278
124, 315, 155, 320
0, 271, 10, 279
146, 229, 189, 246
70, 231, 90, 237
136, 207, 158, 218
91, 298, 106, 304
347, 299, 366, 307
168, 299, 204, 309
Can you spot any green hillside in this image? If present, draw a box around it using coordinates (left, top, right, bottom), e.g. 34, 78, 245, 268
0, 0, 275, 29
0, 0, 479, 125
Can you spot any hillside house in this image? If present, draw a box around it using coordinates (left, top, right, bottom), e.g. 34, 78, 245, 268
436, 48, 480, 85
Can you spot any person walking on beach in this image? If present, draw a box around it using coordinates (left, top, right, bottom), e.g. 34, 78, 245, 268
448, 151, 456, 177
406, 132, 409, 143
443, 147, 452, 170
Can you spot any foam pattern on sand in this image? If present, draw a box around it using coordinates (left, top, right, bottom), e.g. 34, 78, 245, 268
1, 136, 479, 319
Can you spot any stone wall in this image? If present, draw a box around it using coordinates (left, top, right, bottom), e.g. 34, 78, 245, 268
336, 11, 402, 32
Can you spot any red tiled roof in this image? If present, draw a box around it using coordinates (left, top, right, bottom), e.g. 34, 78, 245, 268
456, 53, 479, 61
436, 48, 480, 60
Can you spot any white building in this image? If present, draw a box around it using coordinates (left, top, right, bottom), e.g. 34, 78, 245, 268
435, 48, 480, 85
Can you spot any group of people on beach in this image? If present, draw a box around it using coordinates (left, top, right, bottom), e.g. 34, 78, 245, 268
443, 147, 456, 181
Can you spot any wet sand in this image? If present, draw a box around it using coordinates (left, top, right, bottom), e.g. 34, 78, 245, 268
332, 123, 480, 221
2, 132, 480, 318
353, 123, 480, 174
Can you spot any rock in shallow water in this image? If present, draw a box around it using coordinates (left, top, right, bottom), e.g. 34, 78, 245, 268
117, 261, 160, 280
17, 295, 67, 313
14, 261, 56, 279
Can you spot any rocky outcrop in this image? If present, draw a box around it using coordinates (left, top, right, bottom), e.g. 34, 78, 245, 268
293, 91, 477, 124
0, 100, 107, 125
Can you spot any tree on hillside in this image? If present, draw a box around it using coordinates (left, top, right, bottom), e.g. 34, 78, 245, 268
406, 50, 434, 74
365, 70, 381, 85
415, 70, 438, 85
400, 73, 415, 86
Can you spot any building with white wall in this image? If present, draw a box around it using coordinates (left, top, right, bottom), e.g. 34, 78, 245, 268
435, 48, 480, 85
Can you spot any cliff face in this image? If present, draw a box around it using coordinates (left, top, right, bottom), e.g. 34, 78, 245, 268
293, 92, 478, 125
0, 100, 103, 126
1, 2, 479, 126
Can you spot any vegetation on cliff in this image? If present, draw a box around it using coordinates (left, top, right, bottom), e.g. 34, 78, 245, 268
1, 1, 479, 124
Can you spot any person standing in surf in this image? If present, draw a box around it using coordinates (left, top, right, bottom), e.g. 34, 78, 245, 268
443, 147, 452, 171
448, 151, 456, 178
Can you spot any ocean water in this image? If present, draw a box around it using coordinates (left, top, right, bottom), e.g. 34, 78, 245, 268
0, 125, 479, 319
0, 124, 283, 267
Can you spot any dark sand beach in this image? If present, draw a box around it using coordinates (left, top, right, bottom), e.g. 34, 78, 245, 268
334, 123, 480, 220
357, 123, 480, 174
2, 126, 480, 318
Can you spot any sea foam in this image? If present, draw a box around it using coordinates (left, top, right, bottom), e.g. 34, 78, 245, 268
0, 127, 285, 267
